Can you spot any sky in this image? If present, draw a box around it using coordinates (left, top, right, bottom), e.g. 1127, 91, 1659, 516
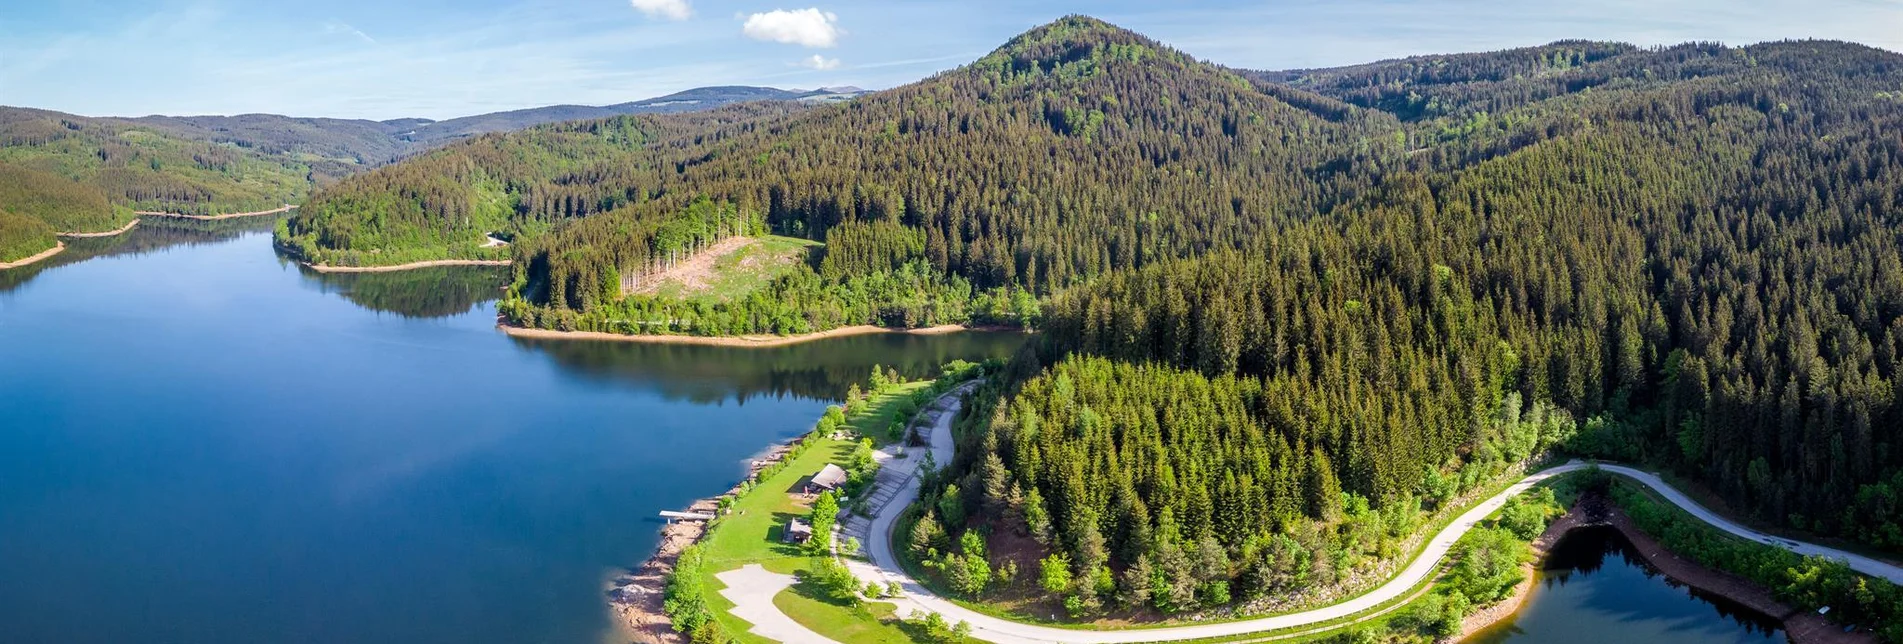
3, 0, 1901, 121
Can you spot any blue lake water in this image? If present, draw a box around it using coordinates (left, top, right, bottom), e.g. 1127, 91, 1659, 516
1469, 525, 1784, 643
0, 222, 1023, 644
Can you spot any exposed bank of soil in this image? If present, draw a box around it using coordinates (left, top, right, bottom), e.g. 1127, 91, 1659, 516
0, 242, 66, 269
134, 204, 297, 220
1460, 493, 1876, 643
1459, 498, 1601, 638
58, 218, 140, 238
499, 323, 992, 348
303, 259, 512, 273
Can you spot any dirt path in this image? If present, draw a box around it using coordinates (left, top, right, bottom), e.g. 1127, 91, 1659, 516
58, 218, 139, 238
303, 259, 511, 273
0, 242, 65, 269
134, 204, 296, 220
499, 323, 976, 347
625, 236, 755, 296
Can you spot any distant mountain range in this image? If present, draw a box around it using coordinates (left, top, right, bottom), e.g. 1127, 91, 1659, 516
0, 84, 868, 261
1, 84, 871, 171
388, 85, 869, 145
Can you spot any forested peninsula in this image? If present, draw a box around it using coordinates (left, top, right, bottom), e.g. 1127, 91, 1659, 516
277, 14, 1903, 639
0, 108, 335, 263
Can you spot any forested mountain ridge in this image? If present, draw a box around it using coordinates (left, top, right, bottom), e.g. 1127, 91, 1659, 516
280, 16, 1395, 327
0, 107, 317, 261
396, 85, 869, 144
273, 16, 1903, 629
0, 85, 852, 264
919, 31, 1903, 628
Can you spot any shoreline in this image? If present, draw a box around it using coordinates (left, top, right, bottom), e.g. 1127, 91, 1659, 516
58, 218, 140, 238
303, 259, 512, 273
499, 323, 1006, 347
0, 242, 66, 270
604, 437, 807, 644
1459, 494, 1875, 643
134, 204, 297, 220
1458, 497, 1598, 639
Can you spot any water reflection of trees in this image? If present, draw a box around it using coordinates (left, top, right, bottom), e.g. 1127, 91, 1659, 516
1536, 526, 1783, 637
0, 216, 282, 292
512, 331, 1028, 403
296, 265, 509, 319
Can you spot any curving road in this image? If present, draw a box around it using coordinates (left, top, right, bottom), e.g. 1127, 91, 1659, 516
821, 388, 1903, 644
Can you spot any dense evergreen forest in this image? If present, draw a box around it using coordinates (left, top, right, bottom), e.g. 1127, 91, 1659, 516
280, 14, 1903, 631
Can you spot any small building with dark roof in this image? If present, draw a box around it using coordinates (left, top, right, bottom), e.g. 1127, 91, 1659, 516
784, 517, 814, 543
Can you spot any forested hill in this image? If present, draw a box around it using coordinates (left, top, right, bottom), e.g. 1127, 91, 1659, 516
396, 85, 870, 144
0, 108, 316, 262
275, 17, 1903, 625
926, 34, 1903, 627
281, 16, 1392, 301
0, 85, 848, 264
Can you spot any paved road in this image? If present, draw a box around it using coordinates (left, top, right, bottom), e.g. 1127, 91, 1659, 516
832, 389, 1903, 643
715, 564, 836, 644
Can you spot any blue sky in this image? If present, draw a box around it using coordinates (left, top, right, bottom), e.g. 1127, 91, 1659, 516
3, 0, 1901, 121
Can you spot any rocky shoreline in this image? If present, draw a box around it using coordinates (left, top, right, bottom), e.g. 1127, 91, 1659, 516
603, 439, 800, 643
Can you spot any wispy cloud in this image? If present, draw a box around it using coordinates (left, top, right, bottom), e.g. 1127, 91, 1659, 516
742, 8, 843, 48
795, 54, 841, 69
324, 21, 376, 44
629, 0, 691, 21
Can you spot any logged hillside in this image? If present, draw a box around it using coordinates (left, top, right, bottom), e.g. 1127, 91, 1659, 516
283, 16, 1393, 331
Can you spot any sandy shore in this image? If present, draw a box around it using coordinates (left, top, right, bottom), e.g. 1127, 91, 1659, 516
58, 218, 140, 238
500, 323, 984, 347
303, 259, 512, 273
1460, 494, 1876, 643
135, 204, 297, 220
0, 242, 66, 270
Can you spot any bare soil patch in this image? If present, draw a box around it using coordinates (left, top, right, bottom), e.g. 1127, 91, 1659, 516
627, 236, 760, 297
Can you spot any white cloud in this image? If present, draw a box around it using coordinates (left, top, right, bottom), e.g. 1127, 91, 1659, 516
796, 54, 841, 70
323, 21, 376, 44
630, 0, 691, 21
742, 8, 842, 48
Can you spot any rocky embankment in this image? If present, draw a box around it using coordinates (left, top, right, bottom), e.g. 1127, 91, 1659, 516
604, 440, 800, 643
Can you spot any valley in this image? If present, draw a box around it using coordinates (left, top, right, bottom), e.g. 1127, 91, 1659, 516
6, 7, 1903, 644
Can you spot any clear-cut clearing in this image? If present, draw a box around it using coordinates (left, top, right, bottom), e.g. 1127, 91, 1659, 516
624, 235, 817, 302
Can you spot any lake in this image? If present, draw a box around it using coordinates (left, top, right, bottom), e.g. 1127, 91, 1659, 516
1469, 525, 1784, 643
0, 222, 1025, 644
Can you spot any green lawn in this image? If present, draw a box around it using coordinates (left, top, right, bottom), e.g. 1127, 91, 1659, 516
694, 381, 932, 641
776, 582, 925, 644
